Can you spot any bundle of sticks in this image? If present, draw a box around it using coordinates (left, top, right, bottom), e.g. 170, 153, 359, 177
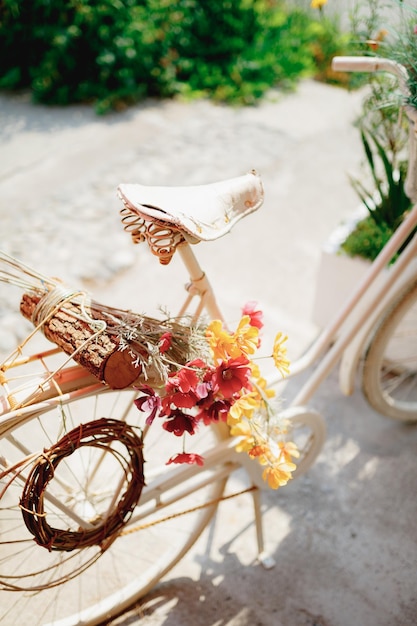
1, 252, 205, 389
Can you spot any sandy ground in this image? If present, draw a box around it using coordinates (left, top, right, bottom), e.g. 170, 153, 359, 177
1, 74, 417, 626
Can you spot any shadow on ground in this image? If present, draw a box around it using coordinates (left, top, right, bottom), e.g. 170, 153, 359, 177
110, 370, 417, 626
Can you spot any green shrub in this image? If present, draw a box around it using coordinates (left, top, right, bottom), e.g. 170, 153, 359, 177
0, 0, 351, 112
0, 0, 163, 110
167, 5, 325, 104
341, 215, 394, 262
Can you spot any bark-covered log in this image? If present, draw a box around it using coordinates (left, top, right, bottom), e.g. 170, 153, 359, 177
20, 293, 142, 389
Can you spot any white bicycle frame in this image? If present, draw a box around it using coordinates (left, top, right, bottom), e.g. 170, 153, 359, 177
175, 202, 417, 407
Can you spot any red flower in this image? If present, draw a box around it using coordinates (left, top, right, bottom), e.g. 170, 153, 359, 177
163, 367, 200, 411
163, 410, 197, 436
162, 389, 198, 412
211, 356, 251, 399
187, 358, 208, 369
197, 398, 232, 424
166, 452, 204, 466
167, 367, 200, 393
134, 385, 162, 425
242, 301, 264, 330
159, 332, 172, 353
163, 364, 213, 412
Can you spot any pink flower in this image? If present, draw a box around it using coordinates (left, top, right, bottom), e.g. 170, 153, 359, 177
211, 356, 251, 399
159, 332, 172, 353
134, 385, 162, 425
242, 301, 264, 329
195, 380, 211, 400
166, 453, 204, 466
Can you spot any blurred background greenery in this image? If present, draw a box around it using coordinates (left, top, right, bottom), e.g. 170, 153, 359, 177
0, 0, 354, 113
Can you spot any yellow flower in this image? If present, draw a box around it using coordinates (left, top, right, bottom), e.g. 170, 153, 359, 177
206, 319, 236, 361
230, 421, 255, 452
311, 0, 327, 8
278, 440, 300, 463
262, 460, 297, 489
272, 332, 290, 377
206, 316, 259, 362
250, 363, 276, 399
250, 361, 261, 378
206, 313, 296, 490
227, 391, 258, 425
233, 315, 259, 357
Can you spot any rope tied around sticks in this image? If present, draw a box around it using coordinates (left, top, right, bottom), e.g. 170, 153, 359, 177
20, 418, 144, 552
31, 285, 107, 335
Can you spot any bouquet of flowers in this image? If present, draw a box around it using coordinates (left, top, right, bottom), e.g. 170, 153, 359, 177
133, 301, 299, 490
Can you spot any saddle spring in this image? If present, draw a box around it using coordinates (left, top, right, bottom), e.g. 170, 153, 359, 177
120, 204, 186, 265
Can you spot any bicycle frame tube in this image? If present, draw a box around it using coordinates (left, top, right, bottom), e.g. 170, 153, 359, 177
177, 243, 226, 323
289, 203, 417, 406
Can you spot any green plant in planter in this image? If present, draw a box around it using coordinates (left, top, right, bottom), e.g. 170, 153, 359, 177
341, 213, 397, 261
340, 59, 412, 261
352, 128, 410, 227
342, 127, 411, 261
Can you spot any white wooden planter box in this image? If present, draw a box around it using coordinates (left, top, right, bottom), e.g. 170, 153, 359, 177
312, 207, 375, 328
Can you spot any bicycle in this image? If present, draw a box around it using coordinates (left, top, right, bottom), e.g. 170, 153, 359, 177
0, 55, 416, 626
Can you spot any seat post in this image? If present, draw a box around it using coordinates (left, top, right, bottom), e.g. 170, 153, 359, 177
177, 243, 225, 323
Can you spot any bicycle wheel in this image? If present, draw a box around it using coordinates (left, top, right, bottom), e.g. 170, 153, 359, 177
362, 279, 417, 421
0, 387, 228, 626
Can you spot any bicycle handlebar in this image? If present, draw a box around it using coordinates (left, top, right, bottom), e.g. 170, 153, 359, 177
332, 55, 410, 97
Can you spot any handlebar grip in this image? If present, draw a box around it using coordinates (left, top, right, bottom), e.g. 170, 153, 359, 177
332, 56, 384, 73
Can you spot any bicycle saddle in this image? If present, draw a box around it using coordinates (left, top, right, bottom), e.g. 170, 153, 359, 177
117, 170, 264, 242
